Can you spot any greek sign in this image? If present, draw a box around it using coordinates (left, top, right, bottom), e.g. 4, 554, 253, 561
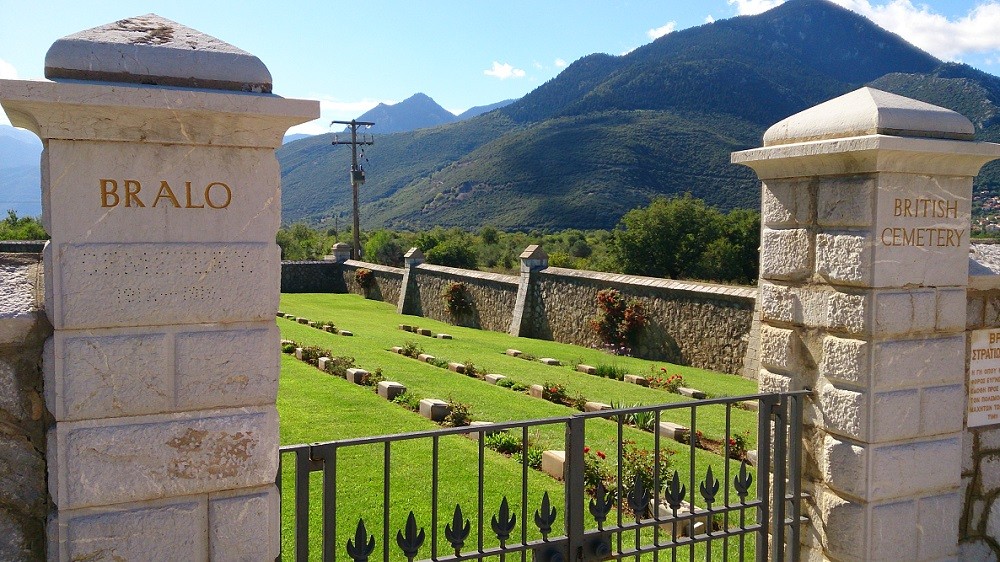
969, 328, 1000, 427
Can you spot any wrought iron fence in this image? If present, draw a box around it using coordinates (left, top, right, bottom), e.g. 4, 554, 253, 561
278, 391, 808, 561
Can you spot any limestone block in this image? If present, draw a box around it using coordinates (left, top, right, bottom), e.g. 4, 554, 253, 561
871, 389, 921, 442
346, 368, 368, 385
417, 328, 432, 336
870, 500, 918, 561
759, 325, 804, 374
819, 336, 868, 386
377, 381, 406, 401
739, 400, 759, 412
339, 330, 353, 337
276, 311, 284, 317
816, 176, 874, 228
815, 487, 866, 561
657, 422, 689, 441
417, 354, 436, 363
825, 290, 869, 334
871, 336, 964, 390
390, 346, 403, 354
624, 374, 648, 386
968, 296, 986, 330
869, 437, 961, 501
815, 232, 872, 285
398, 324, 413, 332
175, 325, 278, 410
529, 384, 544, 398
541, 450, 565, 479
297, 318, 309, 325
56, 495, 209, 562
294, 348, 303, 360
506, 349, 522, 357
761, 179, 810, 227
746, 450, 758, 468
209, 485, 279, 562
821, 434, 868, 499
936, 288, 966, 332
760, 228, 811, 281
584, 401, 611, 412
447, 362, 466, 374
55, 332, 171, 421
539, 357, 561, 366
465, 421, 499, 441
678, 387, 706, 399
49, 406, 278, 510
873, 290, 936, 336
651, 500, 709, 537
0, 436, 46, 518
577, 364, 597, 375
307, 321, 316, 328
317, 357, 330, 371
916, 493, 960, 560
920, 385, 964, 436
485, 374, 506, 385
759, 368, 794, 393
816, 382, 867, 441
436, 333, 452, 339
418, 399, 449, 422
324, 326, 336, 333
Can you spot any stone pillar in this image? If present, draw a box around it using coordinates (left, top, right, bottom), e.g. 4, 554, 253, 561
327, 242, 353, 263
733, 87, 1000, 561
509, 245, 548, 337
398, 247, 425, 314
0, 15, 318, 560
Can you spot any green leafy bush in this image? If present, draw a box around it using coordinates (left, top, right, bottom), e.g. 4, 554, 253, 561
484, 431, 522, 455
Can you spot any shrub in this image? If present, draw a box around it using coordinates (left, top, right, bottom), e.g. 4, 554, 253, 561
618, 440, 673, 514
355, 267, 374, 288
728, 430, 751, 460
462, 361, 484, 378
594, 364, 627, 380
647, 369, 685, 393
428, 357, 450, 369
392, 391, 421, 411
515, 446, 543, 469
299, 345, 329, 365
444, 399, 472, 427
400, 341, 423, 358
590, 289, 648, 351
541, 383, 568, 404
361, 367, 385, 387
496, 377, 516, 389
442, 282, 472, 316
314, 320, 337, 331
583, 446, 610, 495
281, 341, 298, 354
484, 432, 522, 455
572, 393, 589, 411
323, 356, 355, 378
510, 382, 529, 392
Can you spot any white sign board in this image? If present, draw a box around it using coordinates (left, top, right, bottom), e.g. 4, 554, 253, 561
969, 328, 1000, 427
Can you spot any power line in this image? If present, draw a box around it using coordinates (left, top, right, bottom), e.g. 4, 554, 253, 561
331, 119, 375, 260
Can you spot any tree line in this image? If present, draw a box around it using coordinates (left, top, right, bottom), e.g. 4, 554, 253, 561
278, 194, 760, 285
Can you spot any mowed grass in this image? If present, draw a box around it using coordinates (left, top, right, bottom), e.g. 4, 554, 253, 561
277, 293, 763, 560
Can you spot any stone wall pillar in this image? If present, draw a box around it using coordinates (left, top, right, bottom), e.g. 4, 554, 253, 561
509, 245, 548, 337
327, 242, 353, 263
0, 16, 318, 560
398, 247, 425, 314
733, 88, 1000, 561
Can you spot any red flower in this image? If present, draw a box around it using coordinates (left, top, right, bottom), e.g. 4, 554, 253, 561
728, 438, 736, 446
597, 451, 606, 460
584, 446, 590, 453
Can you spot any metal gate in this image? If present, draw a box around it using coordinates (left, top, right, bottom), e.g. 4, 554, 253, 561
278, 391, 807, 561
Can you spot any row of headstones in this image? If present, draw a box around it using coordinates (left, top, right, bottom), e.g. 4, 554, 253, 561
277, 310, 354, 336
574, 363, 709, 399
399, 324, 452, 339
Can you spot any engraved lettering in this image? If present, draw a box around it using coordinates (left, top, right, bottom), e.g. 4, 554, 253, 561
100, 179, 120, 208
153, 181, 181, 208
205, 182, 232, 209
124, 180, 145, 208
184, 181, 205, 209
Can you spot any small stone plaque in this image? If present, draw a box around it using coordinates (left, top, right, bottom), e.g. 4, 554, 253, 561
969, 328, 1000, 427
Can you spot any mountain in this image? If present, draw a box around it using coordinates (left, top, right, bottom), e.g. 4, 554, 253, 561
283, 133, 312, 144
457, 99, 516, 120
351, 93, 458, 134
0, 125, 42, 216
279, 0, 953, 230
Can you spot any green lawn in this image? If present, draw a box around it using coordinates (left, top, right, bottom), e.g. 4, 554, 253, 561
277, 293, 764, 560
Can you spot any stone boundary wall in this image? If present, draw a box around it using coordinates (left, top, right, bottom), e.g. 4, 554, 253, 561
962, 280, 1000, 557
525, 268, 756, 376
400, 264, 519, 333
281, 261, 344, 293
0, 252, 50, 561
340, 260, 404, 304
280, 260, 756, 375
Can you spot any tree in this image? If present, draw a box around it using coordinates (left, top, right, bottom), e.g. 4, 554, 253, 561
612, 194, 721, 279
426, 238, 478, 269
0, 210, 47, 240
364, 230, 404, 267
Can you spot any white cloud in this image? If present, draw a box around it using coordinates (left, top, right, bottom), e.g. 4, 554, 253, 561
647, 22, 677, 39
484, 61, 526, 80
727, 0, 1000, 62
705, 15, 717, 23
727, 0, 784, 15
554, 58, 568, 68
533, 61, 545, 70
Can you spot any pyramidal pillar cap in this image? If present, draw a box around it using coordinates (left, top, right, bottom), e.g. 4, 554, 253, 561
44, 14, 272, 93
762, 87, 974, 146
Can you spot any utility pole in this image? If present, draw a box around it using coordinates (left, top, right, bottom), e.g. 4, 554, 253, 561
331, 119, 374, 260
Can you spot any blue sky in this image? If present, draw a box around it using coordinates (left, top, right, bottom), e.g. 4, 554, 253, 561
2, 0, 1000, 134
